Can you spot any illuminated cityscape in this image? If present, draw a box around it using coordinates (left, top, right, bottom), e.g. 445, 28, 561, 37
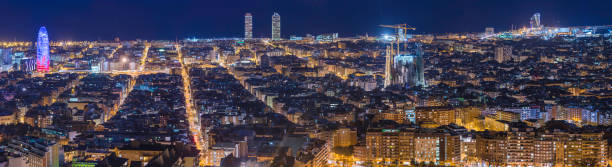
0, 1, 611, 167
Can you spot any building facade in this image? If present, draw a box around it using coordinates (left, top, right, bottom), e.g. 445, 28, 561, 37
4, 137, 64, 167
271, 13, 281, 40
530, 13, 542, 29
332, 128, 357, 147
495, 46, 512, 63
386, 43, 425, 88
364, 128, 460, 166
245, 13, 253, 39
475, 130, 607, 167
36, 26, 51, 72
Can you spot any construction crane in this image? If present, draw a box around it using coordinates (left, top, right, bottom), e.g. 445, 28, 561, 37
380, 24, 416, 32
380, 24, 416, 88
379, 24, 416, 56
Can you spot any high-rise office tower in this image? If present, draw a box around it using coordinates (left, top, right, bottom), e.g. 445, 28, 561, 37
36, 26, 50, 72
271, 12, 281, 40
530, 13, 541, 29
245, 13, 253, 39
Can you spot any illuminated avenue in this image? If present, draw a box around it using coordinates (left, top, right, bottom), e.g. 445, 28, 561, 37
0, 4, 612, 167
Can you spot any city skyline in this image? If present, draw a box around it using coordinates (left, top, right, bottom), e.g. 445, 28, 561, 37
1, 0, 612, 40
0, 1, 610, 167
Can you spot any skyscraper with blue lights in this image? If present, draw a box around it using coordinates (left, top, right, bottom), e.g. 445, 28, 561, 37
530, 13, 541, 29
36, 26, 50, 72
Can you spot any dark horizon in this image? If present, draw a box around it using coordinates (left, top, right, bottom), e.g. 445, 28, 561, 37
1, 0, 612, 41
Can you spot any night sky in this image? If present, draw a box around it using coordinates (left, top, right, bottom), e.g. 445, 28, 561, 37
1, 0, 612, 41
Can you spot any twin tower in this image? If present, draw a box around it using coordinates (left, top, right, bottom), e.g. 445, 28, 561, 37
245, 12, 281, 40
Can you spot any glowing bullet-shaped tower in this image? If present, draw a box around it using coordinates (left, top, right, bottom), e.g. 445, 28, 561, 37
36, 26, 50, 72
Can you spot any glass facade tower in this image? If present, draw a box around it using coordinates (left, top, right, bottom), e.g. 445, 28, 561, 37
271, 13, 281, 40
245, 13, 253, 39
36, 26, 50, 72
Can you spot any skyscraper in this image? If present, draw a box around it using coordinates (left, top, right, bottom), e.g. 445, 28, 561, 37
530, 13, 541, 29
36, 26, 50, 72
245, 13, 253, 39
271, 12, 281, 40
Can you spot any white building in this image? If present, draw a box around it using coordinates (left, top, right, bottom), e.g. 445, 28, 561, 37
245, 13, 253, 39
271, 12, 281, 40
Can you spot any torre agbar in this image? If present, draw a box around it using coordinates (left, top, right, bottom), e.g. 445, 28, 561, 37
36, 26, 50, 72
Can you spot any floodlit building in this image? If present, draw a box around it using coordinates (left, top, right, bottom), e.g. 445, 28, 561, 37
365, 129, 414, 165
332, 128, 357, 147
365, 128, 460, 166
494, 110, 521, 122
476, 128, 607, 167
530, 13, 542, 29
271, 12, 281, 40
3, 137, 64, 167
415, 107, 455, 126
389, 44, 425, 88
245, 13, 253, 39
36, 26, 50, 72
